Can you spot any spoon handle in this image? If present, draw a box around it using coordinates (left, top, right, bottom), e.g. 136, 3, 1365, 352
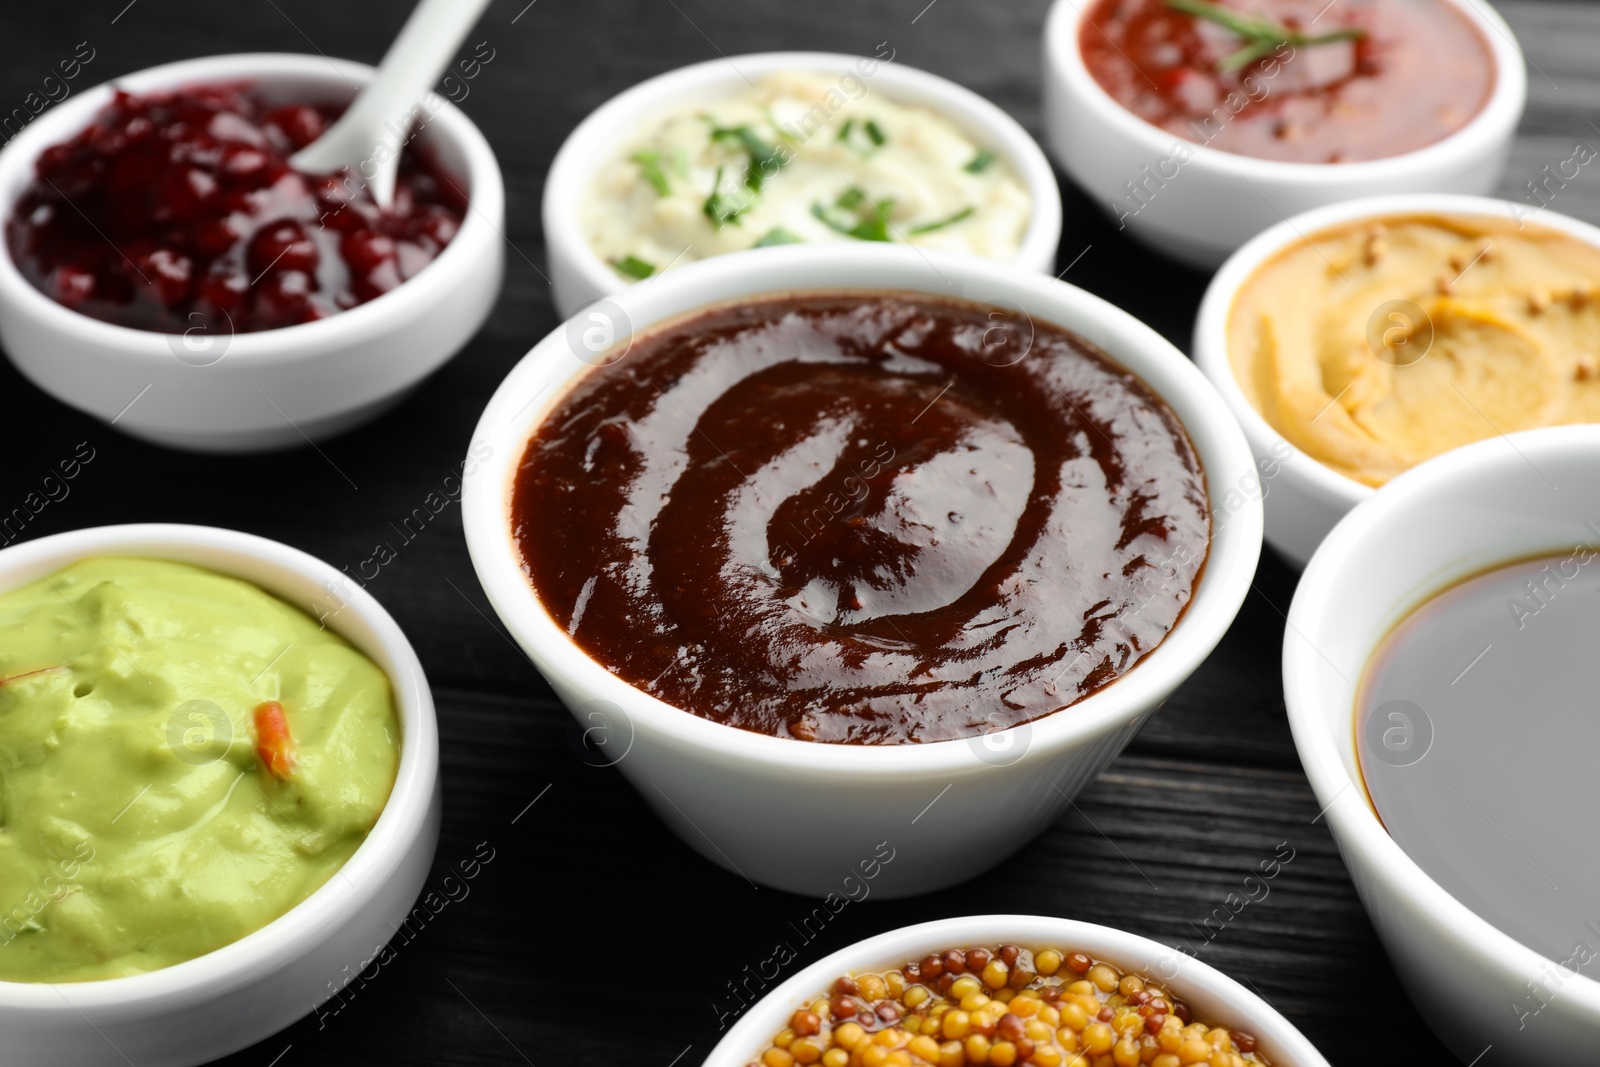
291, 0, 493, 206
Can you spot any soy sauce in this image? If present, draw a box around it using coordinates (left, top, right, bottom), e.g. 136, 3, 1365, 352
1358, 547, 1600, 969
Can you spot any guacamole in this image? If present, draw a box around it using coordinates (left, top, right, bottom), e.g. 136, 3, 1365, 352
0, 557, 400, 982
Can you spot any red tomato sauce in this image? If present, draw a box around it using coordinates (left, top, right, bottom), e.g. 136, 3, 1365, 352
1079, 0, 1495, 163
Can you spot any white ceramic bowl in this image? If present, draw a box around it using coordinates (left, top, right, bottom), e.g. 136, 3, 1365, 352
541, 51, 1064, 318
0, 53, 505, 453
1193, 193, 1600, 567
705, 915, 1332, 1066
0, 523, 440, 1067
1042, 0, 1527, 268
463, 243, 1261, 898
1285, 426, 1600, 1061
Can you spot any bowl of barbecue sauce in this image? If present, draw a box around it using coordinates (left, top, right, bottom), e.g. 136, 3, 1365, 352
464, 244, 1262, 896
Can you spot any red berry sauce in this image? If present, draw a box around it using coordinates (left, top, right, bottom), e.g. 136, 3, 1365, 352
6, 82, 468, 333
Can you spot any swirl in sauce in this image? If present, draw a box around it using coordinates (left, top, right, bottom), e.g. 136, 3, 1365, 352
513, 294, 1210, 744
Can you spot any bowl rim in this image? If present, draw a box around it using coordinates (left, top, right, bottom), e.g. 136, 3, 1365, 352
0, 52, 504, 365
1192, 192, 1600, 509
1283, 425, 1600, 1012
702, 914, 1333, 1067
1044, 0, 1528, 183
0, 523, 438, 1008
462, 242, 1263, 777
541, 50, 1065, 301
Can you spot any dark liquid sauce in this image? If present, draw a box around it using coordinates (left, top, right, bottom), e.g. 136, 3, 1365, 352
1359, 549, 1600, 967
513, 294, 1210, 745
1080, 0, 1494, 164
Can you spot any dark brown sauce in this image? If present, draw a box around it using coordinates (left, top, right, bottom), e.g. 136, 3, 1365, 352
512, 294, 1211, 744
1358, 547, 1600, 966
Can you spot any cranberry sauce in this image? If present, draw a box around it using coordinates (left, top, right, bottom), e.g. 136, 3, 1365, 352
6, 82, 467, 333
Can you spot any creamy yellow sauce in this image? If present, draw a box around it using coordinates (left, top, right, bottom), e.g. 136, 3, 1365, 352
583, 71, 1032, 278
1228, 214, 1600, 486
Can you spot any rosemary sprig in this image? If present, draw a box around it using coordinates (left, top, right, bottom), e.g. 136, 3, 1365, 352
1165, 0, 1365, 72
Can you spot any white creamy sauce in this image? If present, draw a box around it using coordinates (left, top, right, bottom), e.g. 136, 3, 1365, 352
582, 71, 1033, 279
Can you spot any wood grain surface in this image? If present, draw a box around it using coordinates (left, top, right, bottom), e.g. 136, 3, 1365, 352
2, 1, 1595, 1064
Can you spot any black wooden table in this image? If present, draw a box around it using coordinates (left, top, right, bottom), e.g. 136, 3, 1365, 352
3, 1, 1596, 1064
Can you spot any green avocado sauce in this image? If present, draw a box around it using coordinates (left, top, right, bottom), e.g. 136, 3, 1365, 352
0, 557, 400, 982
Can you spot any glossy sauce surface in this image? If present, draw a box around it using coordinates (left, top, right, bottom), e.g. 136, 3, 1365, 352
7, 83, 466, 333
513, 294, 1209, 744
1358, 550, 1600, 965
1080, 0, 1494, 163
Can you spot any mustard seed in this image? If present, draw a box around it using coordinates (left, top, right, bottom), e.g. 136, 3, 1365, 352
744, 945, 1273, 1067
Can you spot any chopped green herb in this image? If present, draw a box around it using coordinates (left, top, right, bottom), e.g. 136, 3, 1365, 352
630, 150, 671, 196
963, 149, 997, 174
670, 147, 691, 180
812, 198, 895, 243
836, 187, 866, 210
610, 255, 656, 279
764, 106, 798, 142
851, 203, 894, 242
1165, 0, 1365, 72
909, 206, 976, 235
711, 124, 787, 192
703, 166, 748, 229
811, 202, 850, 234
754, 227, 804, 247
836, 117, 887, 155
